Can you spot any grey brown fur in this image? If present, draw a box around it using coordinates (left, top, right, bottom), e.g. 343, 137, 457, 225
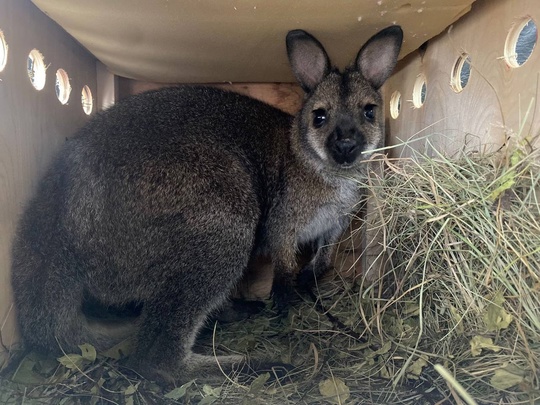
11, 26, 402, 384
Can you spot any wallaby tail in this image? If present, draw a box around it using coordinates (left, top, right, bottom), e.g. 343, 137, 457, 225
16, 291, 137, 355
11, 248, 136, 355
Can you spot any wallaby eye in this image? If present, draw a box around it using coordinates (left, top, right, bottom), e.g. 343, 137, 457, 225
312, 108, 327, 128
364, 104, 376, 122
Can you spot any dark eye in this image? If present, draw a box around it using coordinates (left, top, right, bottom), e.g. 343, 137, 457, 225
312, 108, 327, 128
364, 104, 376, 122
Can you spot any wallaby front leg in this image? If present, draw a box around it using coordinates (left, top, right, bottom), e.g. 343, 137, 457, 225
297, 219, 349, 291
271, 247, 298, 312
297, 242, 335, 291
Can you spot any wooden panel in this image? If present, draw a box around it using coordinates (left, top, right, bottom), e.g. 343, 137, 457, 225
385, 0, 540, 157
0, 0, 97, 364
32, 0, 476, 84
118, 77, 304, 115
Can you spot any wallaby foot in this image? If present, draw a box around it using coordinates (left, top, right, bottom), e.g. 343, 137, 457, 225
130, 353, 245, 386
130, 352, 294, 387
271, 280, 296, 314
297, 263, 333, 293
210, 299, 266, 324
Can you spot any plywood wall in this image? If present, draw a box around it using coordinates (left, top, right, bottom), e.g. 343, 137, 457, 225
3, 0, 538, 361
0, 0, 98, 365
117, 78, 304, 115
384, 0, 540, 157
32, 0, 477, 84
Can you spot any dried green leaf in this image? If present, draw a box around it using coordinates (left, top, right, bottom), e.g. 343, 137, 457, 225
89, 384, 100, 405
370, 340, 391, 357
319, 377, 350, 404
403, 303, 420, 316
10, 356, 46, 384
199, 395, 219, 405
470, 336, 501, 357
407, 355, 429, 377
79, 343, 97, 362
483, 293, 513, 331
202, 384, 221, 397
491, 368, 524, 390
164, 379, 195, 400
489, 176, 516, 202
380, 363, 391, 379
124, 382, 139, 395
57, 344, 97, 370
57, 354, 85, 370
449, 306, 464, 334
248, 372, 270, 395
30, 352, 59, 376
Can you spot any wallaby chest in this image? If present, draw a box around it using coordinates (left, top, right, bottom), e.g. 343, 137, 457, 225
296, 177, 360, 245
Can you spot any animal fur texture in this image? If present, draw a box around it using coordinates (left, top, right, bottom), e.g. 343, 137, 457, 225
11, 26, 403, 384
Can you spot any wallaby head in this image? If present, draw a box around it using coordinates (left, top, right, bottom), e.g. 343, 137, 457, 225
286, 26, 403, 172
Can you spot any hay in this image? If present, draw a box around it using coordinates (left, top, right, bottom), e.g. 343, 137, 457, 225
352, 135, 540, 404
1, 134, 540, 404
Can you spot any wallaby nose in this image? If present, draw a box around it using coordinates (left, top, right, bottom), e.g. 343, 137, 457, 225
335, 138, 357, 155
328, 118, 363, 165
335, 121, 359, 154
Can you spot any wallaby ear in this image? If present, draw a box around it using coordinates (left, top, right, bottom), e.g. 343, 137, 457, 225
286, 29, 331, 93
355, 26, 403, 89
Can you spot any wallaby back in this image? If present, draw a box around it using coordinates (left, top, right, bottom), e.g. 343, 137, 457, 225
11, 26, 403, 385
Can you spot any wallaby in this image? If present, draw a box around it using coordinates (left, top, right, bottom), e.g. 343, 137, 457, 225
11, 26, 403, 384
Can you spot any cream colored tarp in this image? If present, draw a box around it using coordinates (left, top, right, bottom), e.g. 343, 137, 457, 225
32, 0, 475, 83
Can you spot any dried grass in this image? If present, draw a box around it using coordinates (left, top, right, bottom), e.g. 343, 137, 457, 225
1, 128, 540, 404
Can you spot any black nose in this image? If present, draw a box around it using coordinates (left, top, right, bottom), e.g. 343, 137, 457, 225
327, 118, 363, 165
335, 138, 357, 155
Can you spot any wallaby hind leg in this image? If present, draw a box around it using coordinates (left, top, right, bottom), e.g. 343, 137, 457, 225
14, 280, 84, 354
129, 266, 246, 385
12, 274, 123, 354
11, 254, 118, 354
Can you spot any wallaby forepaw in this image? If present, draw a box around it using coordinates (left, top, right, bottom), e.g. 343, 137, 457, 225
271, 284, 294, 314
297, 263, 333, 293
297, 266, 317, 292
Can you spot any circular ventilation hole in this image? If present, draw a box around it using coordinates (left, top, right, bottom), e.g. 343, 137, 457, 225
0, 31, 8, 72
412, 74, 427, 108
390, 91, 401, 119
27, 49, 46, 90
504, 18, 537, 68
81, 85, 93, 115
451, 53, 472, 93
55, 69, 72, 105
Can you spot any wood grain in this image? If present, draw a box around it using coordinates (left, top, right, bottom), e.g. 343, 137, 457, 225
118, 78, 304, 115
385, 0, 540, 157
0, 0, 97, 360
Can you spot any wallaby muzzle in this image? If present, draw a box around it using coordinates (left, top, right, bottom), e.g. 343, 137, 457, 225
326, 116, 364, 165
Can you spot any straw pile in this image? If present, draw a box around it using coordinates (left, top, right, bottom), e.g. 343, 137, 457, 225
1, 135, 539, 404
352, 137, 540, 404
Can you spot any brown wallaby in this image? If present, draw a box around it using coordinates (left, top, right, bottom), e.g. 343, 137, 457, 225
11, 26, 403, 384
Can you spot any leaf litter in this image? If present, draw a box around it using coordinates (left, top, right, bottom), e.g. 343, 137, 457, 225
1, 133, 540, 404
